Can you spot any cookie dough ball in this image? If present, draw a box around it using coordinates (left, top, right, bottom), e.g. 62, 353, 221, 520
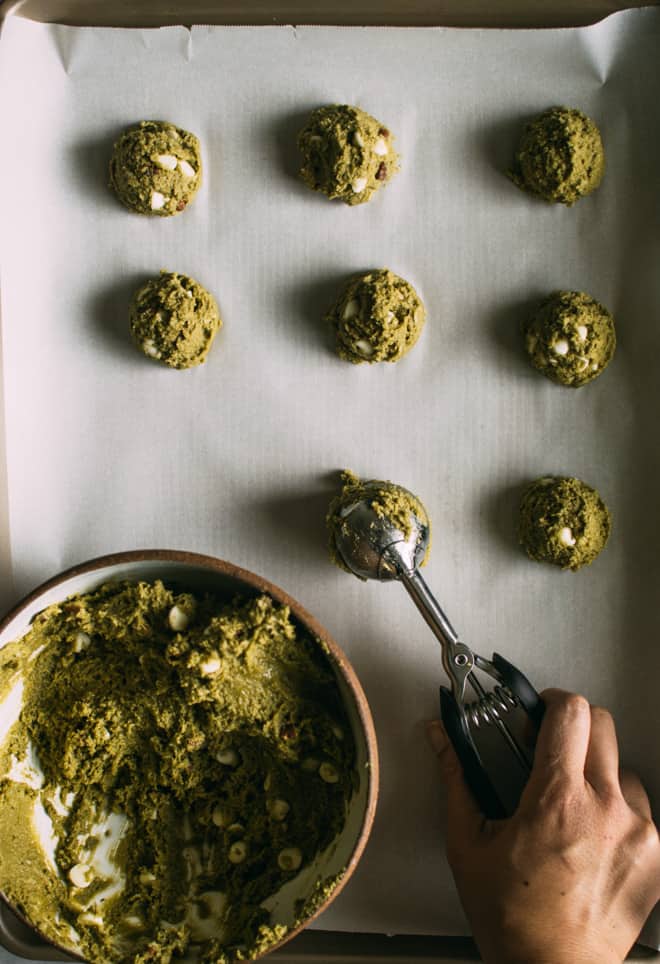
326, 269, 425, 364
298, 105, 399, 205
523, 291, 616, 387
110, 120, 202, 216
129, 271, 221, 369
518, 476, 611, 571
510, 107, 604, 205
326, 470, 430, 576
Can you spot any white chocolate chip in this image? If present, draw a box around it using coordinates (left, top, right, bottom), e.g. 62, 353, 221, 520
355, 339, 374, 357
168, 605, 189, 631
228, 841, 247, 864
217, 748, 239, 767
142, 339, 162, 359
553, 339, 569, 356
178, 159, 195, 178
139, 870, 157, 885
576, 325, 588, 342
577, 357, 589, 372
319, 762, 339, 783
373, 138, 388, 156
278, 847, 302, 871
68, 863, 92, 889
267, 799, 290, 821
591, 362, 599, 370
351, 176, 368, 193
73, 632, 90, 653
353, 131, 365, 148
79, 913, 103, 928
212, 806, 230, 828
154, 153, 177, 171
200, 655, 221, 676
150, 191, 166, 211
559, 527, 576, 547
123, 916, 143, 929
342, 299, 360, 321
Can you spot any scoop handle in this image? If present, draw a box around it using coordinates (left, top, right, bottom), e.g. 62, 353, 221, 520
439, 686, 507, 819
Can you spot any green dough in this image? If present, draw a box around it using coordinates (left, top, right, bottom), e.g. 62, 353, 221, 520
298, 105, 399, 205
109, 121, 202, 216
509, 107, 604, 205
326, 470, 430, 575
326, 269, 425, 364
523, 291, 616, 387
518, 476, 611, 571
0, 580, 355, 964
129, 271, 222, 369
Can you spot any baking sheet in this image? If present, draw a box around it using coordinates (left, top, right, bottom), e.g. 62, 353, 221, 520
0, 8, 659, 952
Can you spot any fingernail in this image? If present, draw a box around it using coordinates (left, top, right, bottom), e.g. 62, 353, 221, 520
426, 719, 449, 756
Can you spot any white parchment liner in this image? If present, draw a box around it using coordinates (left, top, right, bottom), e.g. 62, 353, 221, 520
1, 9, 659, 947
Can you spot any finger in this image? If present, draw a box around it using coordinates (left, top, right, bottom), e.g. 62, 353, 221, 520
584, 705, 619, 795
426, 720, 484, 834
526, 689, 591, 792
619, 767, 653, 821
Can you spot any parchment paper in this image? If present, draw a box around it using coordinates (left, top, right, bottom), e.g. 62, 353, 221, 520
1, 8, 660, 949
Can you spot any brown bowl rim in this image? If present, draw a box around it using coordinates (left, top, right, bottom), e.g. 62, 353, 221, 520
0, 548, 379, 961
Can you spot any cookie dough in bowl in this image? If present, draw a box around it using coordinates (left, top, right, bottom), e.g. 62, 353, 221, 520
523, 290, 616, 387
0, 551, 377, 964
518, 476, 611, 571
109, 120, 202, 216
326, 269, 425, 364
509, 106, 604, 205
298, 105, 399, 205
129, 270, 222, 369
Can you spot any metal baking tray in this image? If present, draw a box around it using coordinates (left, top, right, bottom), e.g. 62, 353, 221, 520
0, 1, 658, 961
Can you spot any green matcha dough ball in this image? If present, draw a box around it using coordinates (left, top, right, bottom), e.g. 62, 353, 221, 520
129, 271, 221, 369
326, 470, 431, 575
109, 120, 202, 216
518, 476, 611, 571
523, 290, 616, 387
509, 107, 604, 204
298, 105, 399, 205
326, 269, 425, 364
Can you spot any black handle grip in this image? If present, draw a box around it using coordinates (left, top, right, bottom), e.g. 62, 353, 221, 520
492, 652, 545, 734
440, 685, 507, 819
440, 657, 545, 819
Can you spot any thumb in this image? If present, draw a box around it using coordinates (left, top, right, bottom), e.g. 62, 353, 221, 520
426, 719, 484, 836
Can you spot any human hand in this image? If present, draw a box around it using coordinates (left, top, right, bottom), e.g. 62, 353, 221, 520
427, 689, 660, 964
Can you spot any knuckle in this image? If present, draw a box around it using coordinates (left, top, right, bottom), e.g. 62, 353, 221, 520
590, 704, 612, 724
561, 693, 590, 718
635, 817, 660, 853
